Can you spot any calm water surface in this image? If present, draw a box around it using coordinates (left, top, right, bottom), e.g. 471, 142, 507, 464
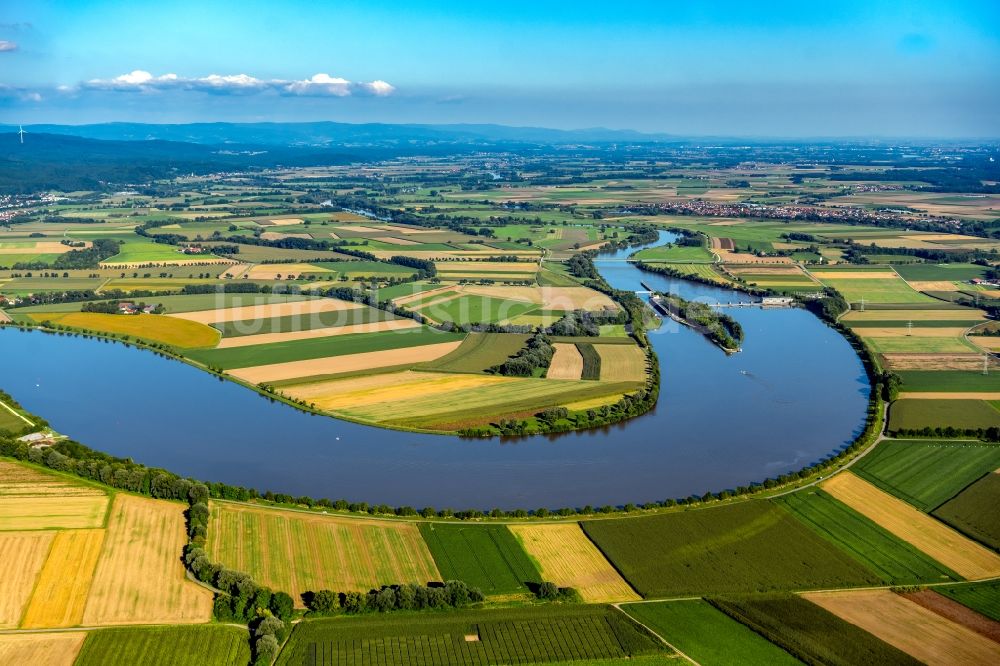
0, 232, 868, 508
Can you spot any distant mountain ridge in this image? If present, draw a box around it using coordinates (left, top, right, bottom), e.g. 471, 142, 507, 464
0, 121, 674, 147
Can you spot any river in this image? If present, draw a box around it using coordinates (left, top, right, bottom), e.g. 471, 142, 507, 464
0, 232, 869, 509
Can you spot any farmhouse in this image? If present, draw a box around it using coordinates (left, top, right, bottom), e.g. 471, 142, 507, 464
17, 432, 58, 448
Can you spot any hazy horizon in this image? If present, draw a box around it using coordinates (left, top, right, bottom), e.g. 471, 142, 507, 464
2, 1, 999, 138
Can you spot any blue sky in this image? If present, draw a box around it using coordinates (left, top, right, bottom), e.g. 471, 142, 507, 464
1, 0, 998, 136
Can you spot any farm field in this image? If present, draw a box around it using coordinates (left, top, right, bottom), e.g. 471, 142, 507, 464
0, 531, 53, 628
0, 461, 109, 530
418, 523, 541, 596
207, 502, 440, 605
933, 470, 1000, 550
811, 273, 935, 304
23, 312, 220, 348
708, 594, 920, 666
21, 528, 105, 628
774, 489, 959, 584
75, 625, 252, 666
0, 632, 86, 666
632, 243, 714, 262
82, 494, 213, 625
621, 599, 799, 666
851, 440, 1000, 510
418, 332, 530, 373
593, 343, 647, 382
168, 297, 360, 325
888, 399, 1000, 431
582, 501, 879, 598
274, 605, 667, 666
188, 328, 463, 370
212, 305, 396, 337
547, 343, 584, 379
802, 589, 1000, 665
104, 239, 220, 264
937, 580, 1000, 622
509, 524, 640, 602
896, 370, 1000, 393
820, 472, 1000, 580
320, 375, 640, 430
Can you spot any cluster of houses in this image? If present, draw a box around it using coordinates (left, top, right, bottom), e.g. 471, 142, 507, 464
970, 278, 1000, 288
118, 302, 157, 314
18, 432, 61, 449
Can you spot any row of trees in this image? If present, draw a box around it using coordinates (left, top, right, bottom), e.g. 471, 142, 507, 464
488, 331, 554, 376
304, 580, 484, 616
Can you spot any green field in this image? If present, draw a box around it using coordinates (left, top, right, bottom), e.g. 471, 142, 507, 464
417, 295, 539, 325
864, 336, 976, 354
75, 625, 251, 666
936, 580, 1000, 622
213, 306, 395, 337
708, 595, 919, 666
104, 239, 202, 263
186, 328, 465, 369
852, 440, 1000, 511
375, 281, 446, 300
898, 370, 1000, 392
275, 605, 668, 666
933, 472, 1000, 550
418, 523, 541, 595
632, 243, 713, 263
313, 260, 418, 276
420, 333, 530, 373
581, 502, 878, 597
892, 263, 989, 281
0, 401, 31, 433
621, 600, 799, 666
774, 489, 959, 584
817, 277, 935, 304
888, 399, 1000, 432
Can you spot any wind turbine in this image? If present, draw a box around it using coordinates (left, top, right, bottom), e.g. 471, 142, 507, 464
18, 125, 25, 144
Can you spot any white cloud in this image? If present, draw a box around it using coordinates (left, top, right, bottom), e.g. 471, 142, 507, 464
0, 40, 17, 52
79, 71, 394, 97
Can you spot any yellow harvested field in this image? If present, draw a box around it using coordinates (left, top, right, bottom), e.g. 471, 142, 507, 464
547, 344, 583, 380
283, 371, 514, 411
390, 285, 456, 306
259, 231, 311, 242
245, 263, 333, 279
897, 392, 1000, 400
215, 319, 421, 349
803, 590, 1000, 666
370, 250, 541, 260
207, 502, 440, 607
169, 298, 359, 324
727, 265, 804, 276
0, 461, 106, 499
264, 217, 305, 226
461, 285, 618, 311
0, 633, 86, 666
374, 235, 421, 245
230, 340, 464, 384
331, 224, 386, 234
82, 495, 213, 626
810, 271, 900, 279
853, 327, 970, 338
821, 472, 1000, 579
715, 251, 792, 264
510, 524, 639, 603
883, 354, 995, 371
27, 312, 220, 349
595, 344, 648, 382
908, 281, 961, 292
220, 263, 251, 279
969, 336, 1000, 351
843, 309, 985, 321
437, 261, 541, 274
0, 532, 53, 628
0, 241, 91, 254
0, 462, 109, 531
22, 529, 105, 628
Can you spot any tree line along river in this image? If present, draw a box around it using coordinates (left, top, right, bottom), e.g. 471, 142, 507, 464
0, 231, 869, 509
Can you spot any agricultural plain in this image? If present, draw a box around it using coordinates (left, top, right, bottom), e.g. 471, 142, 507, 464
82, 494, 213, 625
820, 472, 1000, 580
418, 523, 541, 596
207, 502, 440, 605
510, 524, 639, 602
